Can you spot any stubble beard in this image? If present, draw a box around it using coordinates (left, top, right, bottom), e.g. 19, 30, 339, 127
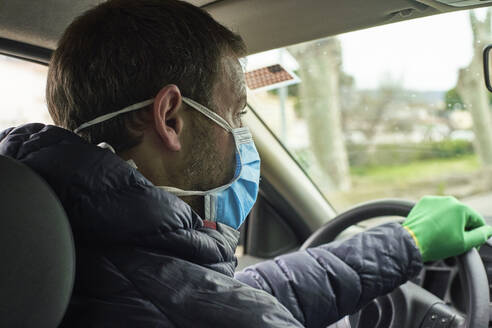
184, 123, 233, 192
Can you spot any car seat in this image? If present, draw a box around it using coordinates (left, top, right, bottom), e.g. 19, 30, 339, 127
0, 155, 75, 328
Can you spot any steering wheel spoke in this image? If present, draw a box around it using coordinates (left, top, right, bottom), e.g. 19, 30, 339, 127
389, 281, 465, 328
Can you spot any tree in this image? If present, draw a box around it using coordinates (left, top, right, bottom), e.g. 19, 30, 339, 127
290, 38, 351, 191
445, 86, 492, 110
456, 10, 492, 166
362, 79, 402, 165
444, 88, 464, 110
338, 74, 404, 166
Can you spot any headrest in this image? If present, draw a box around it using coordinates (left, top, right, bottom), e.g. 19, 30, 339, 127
0, 155, 75, 328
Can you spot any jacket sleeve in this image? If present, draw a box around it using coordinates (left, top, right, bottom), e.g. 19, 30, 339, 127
234, 222, 423, 328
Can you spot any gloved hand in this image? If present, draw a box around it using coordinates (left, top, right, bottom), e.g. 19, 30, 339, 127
403, 196, 492, 262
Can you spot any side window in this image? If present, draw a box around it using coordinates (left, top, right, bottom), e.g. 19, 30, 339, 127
0, 55, 51, 131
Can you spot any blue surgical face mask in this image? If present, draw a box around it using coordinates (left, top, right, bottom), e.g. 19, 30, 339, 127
74, 96, 261, 230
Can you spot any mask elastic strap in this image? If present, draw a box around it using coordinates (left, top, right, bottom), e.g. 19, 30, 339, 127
182, 97, 233, 132
74, 97, 232, 133
204, 194, 217, 222
158, 172, 238, 196
159, 186, 210, 197
74, 99, 155, 133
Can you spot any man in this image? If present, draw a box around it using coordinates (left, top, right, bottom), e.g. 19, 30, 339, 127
0, 0, 491, 327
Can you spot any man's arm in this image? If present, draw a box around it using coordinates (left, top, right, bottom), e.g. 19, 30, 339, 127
236, 196, 492, 328
235, 222, 421, 328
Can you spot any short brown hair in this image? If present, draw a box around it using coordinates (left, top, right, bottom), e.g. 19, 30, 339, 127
47, 0, 246, 151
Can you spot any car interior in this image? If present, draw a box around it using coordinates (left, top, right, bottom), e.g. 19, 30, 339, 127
3, 0, 492, 327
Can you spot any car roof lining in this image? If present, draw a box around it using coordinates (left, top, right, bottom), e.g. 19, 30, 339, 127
207, 0, 492, 54
1, 0, 491, 60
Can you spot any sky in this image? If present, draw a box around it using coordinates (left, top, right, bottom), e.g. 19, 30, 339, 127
338, 8, 489, 91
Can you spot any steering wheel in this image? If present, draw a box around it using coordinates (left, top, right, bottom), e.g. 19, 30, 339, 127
300, 199, 490, 328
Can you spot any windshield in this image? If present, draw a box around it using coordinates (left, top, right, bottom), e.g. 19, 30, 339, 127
246, 8, 492, 216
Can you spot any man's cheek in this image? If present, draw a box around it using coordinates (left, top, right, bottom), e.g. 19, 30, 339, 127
216, 131, 236, 181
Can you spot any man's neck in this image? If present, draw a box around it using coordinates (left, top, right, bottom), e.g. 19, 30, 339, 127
118, 149, 206, 219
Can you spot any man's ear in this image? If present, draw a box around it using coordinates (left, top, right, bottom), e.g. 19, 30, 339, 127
153, 85, 183, 151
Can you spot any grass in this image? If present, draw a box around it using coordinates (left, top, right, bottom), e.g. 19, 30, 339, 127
350, 154, 479, 185
327, 155, 482, 211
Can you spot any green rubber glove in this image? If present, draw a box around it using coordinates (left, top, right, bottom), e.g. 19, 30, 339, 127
403, 196, 492, 262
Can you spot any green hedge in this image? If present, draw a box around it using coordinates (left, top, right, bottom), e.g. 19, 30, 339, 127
347, 140, 474, 166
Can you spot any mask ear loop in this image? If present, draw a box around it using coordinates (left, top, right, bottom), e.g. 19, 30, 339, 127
72, 94, 247, 198
182, 97, 233, 132
74, 96, 231, 134
181, 95, 246, 185
182, 96, 247, 182
74, 99, 155, 133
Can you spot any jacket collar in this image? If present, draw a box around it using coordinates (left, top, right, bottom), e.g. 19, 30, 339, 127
0, 123, 240, 277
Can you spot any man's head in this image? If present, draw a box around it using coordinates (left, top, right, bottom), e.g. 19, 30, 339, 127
47, 0, 248, 215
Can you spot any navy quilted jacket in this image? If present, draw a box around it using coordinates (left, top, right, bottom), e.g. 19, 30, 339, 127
0, 124, 422, 327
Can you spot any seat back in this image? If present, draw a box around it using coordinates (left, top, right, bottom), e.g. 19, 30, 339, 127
0, 155, 75, 328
